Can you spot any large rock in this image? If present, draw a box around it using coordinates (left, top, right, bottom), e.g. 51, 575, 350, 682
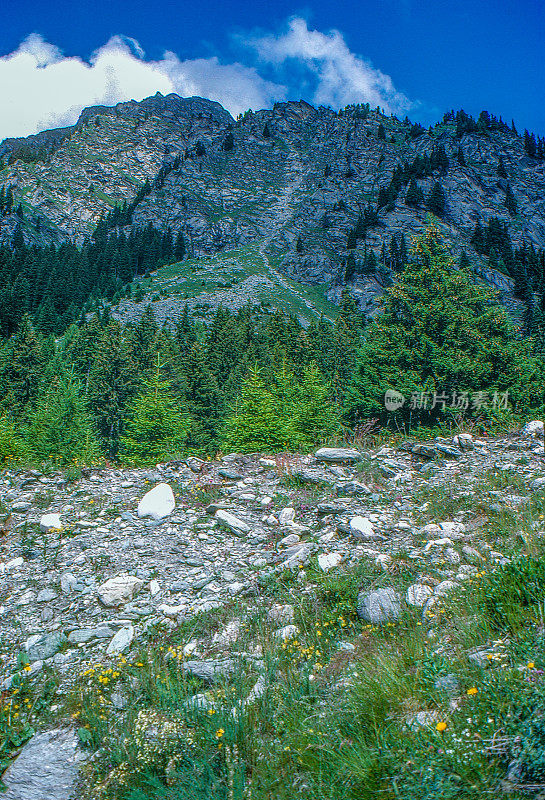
106, 625, 134, 655
97, 574, 144, 606
183, 659, 236, 682
137, 483, 175, 520
214, 509, 250, 534
522, 420, 544, 437
0, 727, 86, 800
25, 632, 66, 663
357, 588, 401, 624
39, 513, 62, 532
406, 583, 434, 607
318, 552, 343, 572
315, 447, 362, 463
349, 516, 379, 541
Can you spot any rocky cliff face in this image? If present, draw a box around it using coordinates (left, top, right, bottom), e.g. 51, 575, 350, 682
1, 92, 544, 309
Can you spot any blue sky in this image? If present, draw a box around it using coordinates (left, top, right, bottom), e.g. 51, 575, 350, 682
1, 0, 544, 139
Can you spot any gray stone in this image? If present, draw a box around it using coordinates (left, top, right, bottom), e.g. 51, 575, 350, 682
218, 468, 243, 480
36, 588, 58, 603
434, 580, 460, 596
522, 420, 544, 437
11, 501, 31, 513
349, 516, 380, 541
336, 481, 370, 496
412, 444, 438, 459
267, 604, 295, 625
97, 574, 144, 606
357, 588, 401, 624
435, 444, 462, 459
215, 509, 250, 534
406, 583, 434, 607
106, 625, 134, 655
183, 659, 236, 682
67, 626, 114, 644
60, 572, 78, 594
39, 513, 62, 532
0, 727, 86, 800
315, 447, 362, 463
25, 632, 66, 663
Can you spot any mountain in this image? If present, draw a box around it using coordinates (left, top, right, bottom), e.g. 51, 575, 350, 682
1, 92, 545, 320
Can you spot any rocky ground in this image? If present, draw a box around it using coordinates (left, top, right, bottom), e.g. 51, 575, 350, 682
1, 423, 544, 797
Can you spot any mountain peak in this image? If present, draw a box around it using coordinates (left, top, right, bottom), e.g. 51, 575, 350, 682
76, 92, 234, 127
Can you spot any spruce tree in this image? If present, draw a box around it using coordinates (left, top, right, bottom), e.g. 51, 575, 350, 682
426, 182, 447, 217
405, 178, 424, 207
505, 184, 518, 216
26, 374, 102, 465
221, 363, 339, 453
120, 363, 190, 466
346, 223, 543, 423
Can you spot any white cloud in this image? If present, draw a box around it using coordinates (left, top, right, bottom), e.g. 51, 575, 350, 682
0, 21, 413, 140
0, 34, 173, 138
248, 17, 412, 114
160, 53, 284, 115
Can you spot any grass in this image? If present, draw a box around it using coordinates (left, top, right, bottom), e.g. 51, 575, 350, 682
121, 243, 338, 326
68, 545, 545, 799
2, 423, 545, 798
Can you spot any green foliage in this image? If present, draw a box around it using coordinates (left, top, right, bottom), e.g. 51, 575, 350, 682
477, 556, 545, 629
120, 370, 191, 466
346, 222, 544, 424
221, 363, 340, 453
25, 373, 102, 466
0, 415, 29, 466
426, 181, 447, 216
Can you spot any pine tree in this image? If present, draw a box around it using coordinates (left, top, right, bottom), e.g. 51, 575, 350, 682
346, 223, 544, 424
290, 364, 342, 448
344, 253, 357, 281
377, 124, 386, 140
497, 156, 508, 179
505, 184, 518, 216
405, 178, 424, 207
26, 373, 102, 465
221, 363, 338, 453
120, 360, 190, 466
426, 182, 447, 217
184, 343, 223, 454
296, 236, 304, 254
87, 322, 138, 455
0, 315, 44, 416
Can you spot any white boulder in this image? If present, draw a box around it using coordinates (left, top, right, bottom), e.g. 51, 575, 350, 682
39, 514, 62, 532
137, 483, 175, 520
98, 574, 144, 606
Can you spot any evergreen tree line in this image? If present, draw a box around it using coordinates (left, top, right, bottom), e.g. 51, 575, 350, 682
0, 294, 363, 465
0, 222, 186, 337
0, 225, 543, 468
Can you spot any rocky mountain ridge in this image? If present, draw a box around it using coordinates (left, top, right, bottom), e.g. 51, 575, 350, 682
1, 92, 545, 317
